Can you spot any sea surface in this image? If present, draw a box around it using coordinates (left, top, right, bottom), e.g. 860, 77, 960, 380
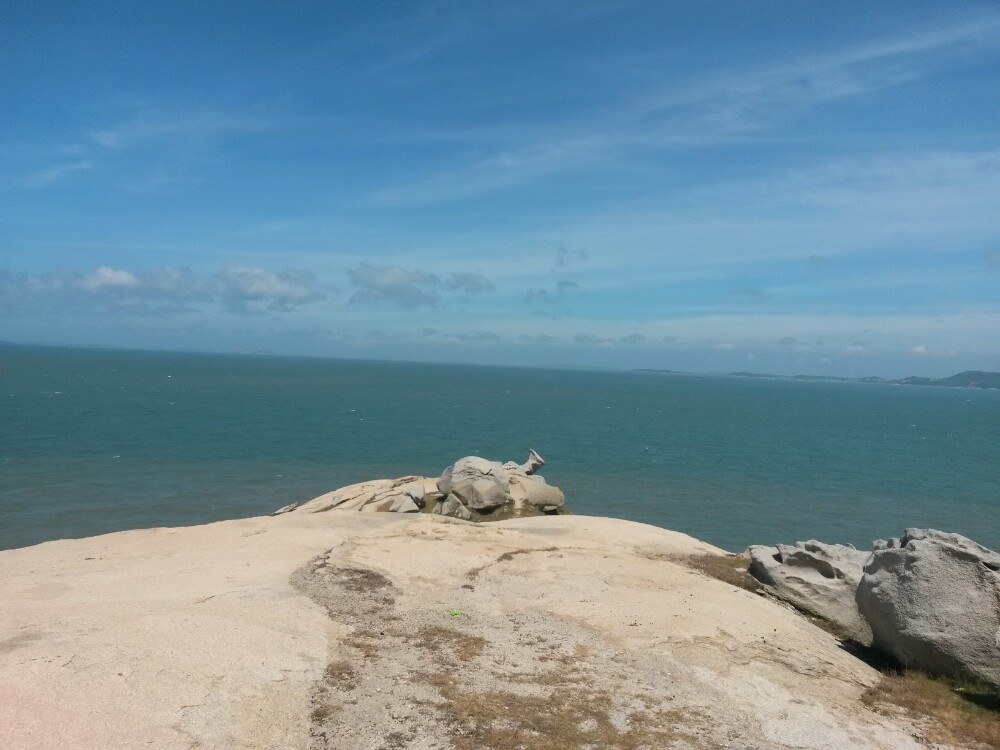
1, 345, 997, 552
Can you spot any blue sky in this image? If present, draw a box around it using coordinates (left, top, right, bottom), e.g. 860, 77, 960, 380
2, 0, 999, 376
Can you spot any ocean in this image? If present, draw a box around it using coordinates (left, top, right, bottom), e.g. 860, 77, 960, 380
1, 345, 997, 552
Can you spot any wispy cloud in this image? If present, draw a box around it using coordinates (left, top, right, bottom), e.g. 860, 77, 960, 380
447, 272, 496, 299
369, 15, 1000, 205
348, 262, 441, 309
19, 160, 94, 188
2, 264, 326, 317
8, 106, 288, 191
90, 108, 283, 150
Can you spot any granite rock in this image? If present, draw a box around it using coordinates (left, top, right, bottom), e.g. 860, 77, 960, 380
856, 528, 1000, 686
437, 456, 511, 510
748, 541, 873, 644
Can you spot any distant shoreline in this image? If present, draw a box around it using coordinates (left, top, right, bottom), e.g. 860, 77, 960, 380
635, 368, 1000, 391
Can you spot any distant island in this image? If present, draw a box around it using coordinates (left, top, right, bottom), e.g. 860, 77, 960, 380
636, 369, 1000, 390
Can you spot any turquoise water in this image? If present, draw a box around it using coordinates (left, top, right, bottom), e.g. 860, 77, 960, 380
1, 345, 997, 552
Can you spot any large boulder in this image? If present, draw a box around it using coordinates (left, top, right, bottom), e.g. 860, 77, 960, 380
856, 529, 1000, 686
748, 541, 872, 644
508, 473, 565, 513
437, 456, 511, 511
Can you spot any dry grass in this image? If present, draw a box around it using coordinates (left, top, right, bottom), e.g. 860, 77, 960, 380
409, 637, 706, 750
671, 552, 761, 593
343, 628, 382, 659
426, 668, 706, 750
863, 671, 999, 749
330, 567, 395, 599
323, 659, 358, 690
310, 703, 338, 721
409, 625, 487, 662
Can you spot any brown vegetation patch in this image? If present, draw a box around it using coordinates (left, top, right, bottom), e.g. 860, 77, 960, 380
330, 567, 395, 599
670, 552, 761, 593
344, 629, 381, 659
311, 704, 339, 722
408, 625, 487, 662
379, 730, 417, 750
862, 671, 1000, 749
407, 636, 706, 749
323, 660, 358, 690
425, 665, 706, 750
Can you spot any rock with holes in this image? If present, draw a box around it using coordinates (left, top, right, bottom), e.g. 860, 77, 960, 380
749, 541, 872, 645
856, 529, 1000, 686
437, 456, 511, 511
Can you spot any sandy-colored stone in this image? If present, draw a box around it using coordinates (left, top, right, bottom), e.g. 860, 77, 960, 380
0, 513, 925, 749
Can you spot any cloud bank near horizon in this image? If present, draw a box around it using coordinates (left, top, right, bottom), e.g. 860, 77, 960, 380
2, 2, 998, 376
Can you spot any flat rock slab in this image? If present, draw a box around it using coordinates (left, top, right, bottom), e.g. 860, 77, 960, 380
0, 514, 925, 749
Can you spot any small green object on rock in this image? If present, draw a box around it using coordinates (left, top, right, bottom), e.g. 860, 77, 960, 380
448, 609, 462, 617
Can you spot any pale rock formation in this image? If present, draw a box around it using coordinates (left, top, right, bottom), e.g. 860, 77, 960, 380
0, 512, 927, 749
282, 451, 566, 522
437, 456, 511, 510
431, 493, 473, 521
508, 472, 565, 513
856, 528, 1000, 686
389, 495, 420, 514
503, 447, 545, 476
748, 541, 873, 645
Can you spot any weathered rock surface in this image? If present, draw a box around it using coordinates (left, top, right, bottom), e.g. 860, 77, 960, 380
431, 492, 473, 521
437, 455, 511, 510
0, 512, 926, 749
749, 541, 873, 645
281, 451, 568, 522
856, 528, 1000, 686
503, 447, 545, 476
509, 472, 565, 511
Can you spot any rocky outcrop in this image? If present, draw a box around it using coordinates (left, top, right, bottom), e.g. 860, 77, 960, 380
278, 451, 568, 521
856, 528, 1000, 686
508, 472, 565, 513
0, 513, 928, 749
503, 448, 545, 476
437, 456, 511, 511
748, 541, 872, 645
290, 477, 440, 514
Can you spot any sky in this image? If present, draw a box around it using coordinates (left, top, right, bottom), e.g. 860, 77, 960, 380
1, 1, 999, 377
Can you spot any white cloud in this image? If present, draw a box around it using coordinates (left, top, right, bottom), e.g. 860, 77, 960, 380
1, 264, 325, 317
76, 266, 141, 292
213, 265, 326, 313
913, 345, 928, 355
348, 262, 441, 309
